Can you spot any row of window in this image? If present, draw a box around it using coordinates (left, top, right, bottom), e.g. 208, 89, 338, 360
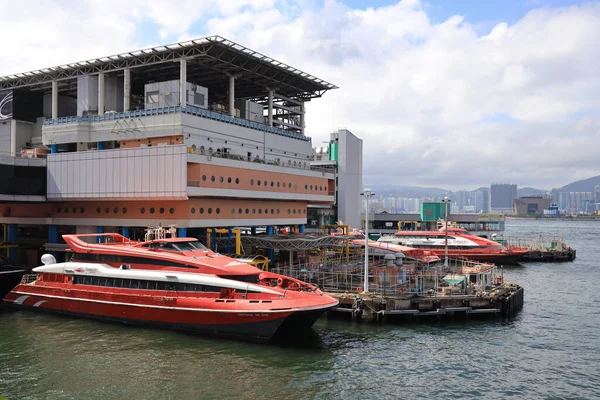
73, 275, 222, 292
191, 207, 306, 215
57, 206, 306, 216
200, 174, 328, 192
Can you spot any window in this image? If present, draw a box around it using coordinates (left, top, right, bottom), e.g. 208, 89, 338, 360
220, 177, 224, 183
264, 209, 268, 214
227, 177, 232, 184
194, 92, 205, 107
164, 93, 175, 106
72, 207, 77, 213
146, 91, 159, 104
211, 176, 215, 182
208, 208, 212, 214
113, 207, 118, 214
150, 208, 155, 214
270, 181, 274, 187
293, 209, 297, 214
122, 208, 127, 214
238, 208, 242, 214
216, 208, 220, 215
310, 185, 313, 190
65, 208, 69, 214
250, 179, 254, 185
252, 209, 256, 214
191, 208, 196, 214
200, 208, 204, 214
305, 184, 308, 190
277, 182, 280, 188
258, 209, 262, 214
231, 208, 236, 214
105, 208, 109, 214
169, 208, 175, 214
141, 208, 146, 214
288, 183, 292, 188
202, 175, 207, 182
57, 207, 62, 213
80, 208, 85, 213
235, 178, 239, 184
277, 209, 280, 214
160, 208, 165, 214
271, 209, 274, 214
257, 180, 261, 186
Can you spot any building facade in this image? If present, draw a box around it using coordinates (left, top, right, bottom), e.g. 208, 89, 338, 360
0, 36, 338, 263
491, 183, 517, 213
513, 196, 552, 216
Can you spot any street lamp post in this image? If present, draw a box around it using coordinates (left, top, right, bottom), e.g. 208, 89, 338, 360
361, 188, 375, 293
442, 196, 451, 269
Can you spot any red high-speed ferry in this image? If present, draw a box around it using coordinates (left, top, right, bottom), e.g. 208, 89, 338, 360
4, 233, 338, 341
377, 227, 527, 265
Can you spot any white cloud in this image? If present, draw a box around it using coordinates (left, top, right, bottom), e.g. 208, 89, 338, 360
1, 0, 599, 190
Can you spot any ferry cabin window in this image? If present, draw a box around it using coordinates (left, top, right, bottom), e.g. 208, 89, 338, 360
72, 276, 221, 292
141, 240, 208, 252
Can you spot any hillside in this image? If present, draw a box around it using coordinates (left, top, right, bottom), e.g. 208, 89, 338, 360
560, 175, 600, 193
518, 187, 548, 197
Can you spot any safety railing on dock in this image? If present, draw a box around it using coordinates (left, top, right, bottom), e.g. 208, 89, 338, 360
271, 257, 501, 298
499, 236, 571, 251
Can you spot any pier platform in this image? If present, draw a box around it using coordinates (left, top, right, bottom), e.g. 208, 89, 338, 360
326, 283, 524, 324
500, 237, 576, 262
521, 249, 576, 262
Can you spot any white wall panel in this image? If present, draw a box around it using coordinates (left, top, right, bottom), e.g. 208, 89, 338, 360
157, 149, 166, 194
47, 145, 187, 200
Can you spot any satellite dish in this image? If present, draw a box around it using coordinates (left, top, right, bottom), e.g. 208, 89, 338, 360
315, 147, 322, 154
322, 146, 328, 153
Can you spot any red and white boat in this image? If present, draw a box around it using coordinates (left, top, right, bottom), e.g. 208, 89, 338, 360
377, 227, 527, 265
339, 231, 440, 264
4, 233, 338, 341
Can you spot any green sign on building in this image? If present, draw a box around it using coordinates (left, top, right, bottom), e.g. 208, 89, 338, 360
420, 202, 447, 222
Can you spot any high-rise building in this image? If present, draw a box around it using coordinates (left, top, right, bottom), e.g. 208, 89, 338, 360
477, 188, 490, 213
491, 184, 517, 212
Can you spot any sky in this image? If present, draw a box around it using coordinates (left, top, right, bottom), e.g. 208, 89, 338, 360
1, 0, 598, 191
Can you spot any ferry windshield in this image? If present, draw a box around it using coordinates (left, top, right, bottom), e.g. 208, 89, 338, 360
143, 240, 208, 252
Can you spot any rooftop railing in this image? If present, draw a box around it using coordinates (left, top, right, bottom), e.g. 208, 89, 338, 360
43, 105, 310, 142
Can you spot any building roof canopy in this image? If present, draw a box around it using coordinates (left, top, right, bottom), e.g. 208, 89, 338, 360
0, 36, 337, 101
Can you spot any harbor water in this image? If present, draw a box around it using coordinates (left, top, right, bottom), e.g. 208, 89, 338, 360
1, 219, 599, 399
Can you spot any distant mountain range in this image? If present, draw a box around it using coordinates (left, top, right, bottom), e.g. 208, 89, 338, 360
368, 175, 600, 198
559, 175, 600, 193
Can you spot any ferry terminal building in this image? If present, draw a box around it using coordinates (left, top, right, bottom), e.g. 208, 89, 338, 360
0, 36, 364, 264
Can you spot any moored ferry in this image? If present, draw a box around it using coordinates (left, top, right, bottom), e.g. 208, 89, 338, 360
4, 234, 339, 341
377, 227, 527, 265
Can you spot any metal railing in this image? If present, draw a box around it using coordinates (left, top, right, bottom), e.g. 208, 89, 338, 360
43, 105, 310, 142
271, 256, 500, 297
21, 274, 37, 284
499, 236, 571, 251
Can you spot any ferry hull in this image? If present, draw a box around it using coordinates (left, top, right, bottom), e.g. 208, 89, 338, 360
3, 290, 333, 341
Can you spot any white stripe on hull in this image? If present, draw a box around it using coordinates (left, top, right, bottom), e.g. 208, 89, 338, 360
10, 291, 338, 314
